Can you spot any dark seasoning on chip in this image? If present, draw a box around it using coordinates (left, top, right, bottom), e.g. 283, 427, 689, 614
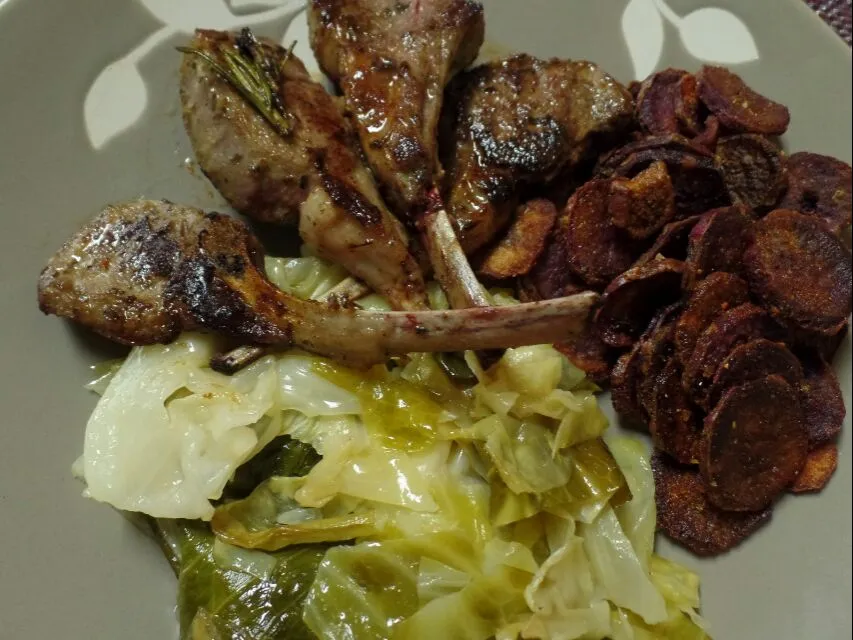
500, 64, 851, 557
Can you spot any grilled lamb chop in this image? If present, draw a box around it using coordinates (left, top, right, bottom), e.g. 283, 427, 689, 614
180, 29, 426, 311
308, 0, 484, 217
442, 54, 634, 253
308, 0, 490, 309
37, 201, 599, 367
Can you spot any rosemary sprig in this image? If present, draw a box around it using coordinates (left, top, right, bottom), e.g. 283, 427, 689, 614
178, 28, 296, 137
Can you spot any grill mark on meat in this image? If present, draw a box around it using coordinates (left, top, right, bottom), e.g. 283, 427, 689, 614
471, 118, 566, 174
317, 164, 383, 226
169, 258, 289, 344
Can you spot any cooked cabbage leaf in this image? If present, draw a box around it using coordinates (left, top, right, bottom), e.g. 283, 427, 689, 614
303, 534, 533, 640
605, 436, 656, 568
303, 542, 421, 639
82, 335, 280, 520
580, 506, 668, 625
212, 476, 379, 550
154, 519, 327, 640
479, 416, 573, 494
265, 255, 349, 301
395, 565, 531, 640
225, 436, 321, 500
275, 354, 360, 417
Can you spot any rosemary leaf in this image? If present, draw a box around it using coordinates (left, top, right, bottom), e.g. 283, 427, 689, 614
178, 28, 295, 137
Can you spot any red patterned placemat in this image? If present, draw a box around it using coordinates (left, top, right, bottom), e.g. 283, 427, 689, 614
806, 0, 852, 45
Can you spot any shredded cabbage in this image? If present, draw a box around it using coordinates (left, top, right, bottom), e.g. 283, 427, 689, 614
80, 253, 709, 639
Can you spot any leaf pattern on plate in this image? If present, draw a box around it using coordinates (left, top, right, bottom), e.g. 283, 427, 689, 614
230, 0, 291, 11
83, 0, 303, 150
87, 0, 763, 150
140, 0, 241, 31
621, 0, 761, 80
677, 7, 759, 64
622, 0, 665, 80
84, 27, 172, 150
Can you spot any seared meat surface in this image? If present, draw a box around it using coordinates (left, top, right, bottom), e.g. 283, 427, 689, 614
38, 200, 223, 345
180, 30, 426, 310
38, 201, 599, 366
442, 54, 634, 253
308, 0, 484, 218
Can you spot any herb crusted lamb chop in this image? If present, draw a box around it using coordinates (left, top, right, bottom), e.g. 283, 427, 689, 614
308, 0, 491, 308
179, 29, 427, 312
38, 200, 599, 367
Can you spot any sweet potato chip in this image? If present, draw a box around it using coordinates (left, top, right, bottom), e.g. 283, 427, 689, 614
554, 323, 614, 386
788, 320, 849, 364
653, 453, 772, 556
594, 258, 685, 348
697, 65, 790, 135
636, 68, 689, 136
682, 303, 775, 408
609, 160, 676, 239
778, 151, 852, 237
674, 272, 750, 362
595, 134, 711, 177
700, 375, 808, 512
674, 73, 702, 136
564, 179, 639, 288
636, 305, 682, 419
692, 114, 721, 151
521, 221, 575, 300
684, 205, 753, 284
715, 134, 787, 212
790, 444, 838, 493
708, 338, 803, 407
798, 353, 845, 449
634, 215, 702, 265
744, 209, 852, 334
611, 343, 646, 427
479, 199, 558, 279
649, 360, 702, 465
611, 148, 729, 217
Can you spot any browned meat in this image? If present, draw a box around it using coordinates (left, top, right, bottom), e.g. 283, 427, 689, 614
38, 201, 600, 366
441, 54, 634, 253
308, 0, 484, 217
180, 29, 426, 311
38, 200, 218, 346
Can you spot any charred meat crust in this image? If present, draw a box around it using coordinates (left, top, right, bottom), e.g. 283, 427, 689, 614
442, 54, 634, 253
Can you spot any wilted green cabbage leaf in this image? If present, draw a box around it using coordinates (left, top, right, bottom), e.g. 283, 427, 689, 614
154, 519, 327, 640
212, 477, 379, 550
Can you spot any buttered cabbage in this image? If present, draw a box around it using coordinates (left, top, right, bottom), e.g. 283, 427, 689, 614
79, 253, 709, 639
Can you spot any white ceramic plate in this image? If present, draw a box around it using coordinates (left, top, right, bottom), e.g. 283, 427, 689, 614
0, 0, 849, 637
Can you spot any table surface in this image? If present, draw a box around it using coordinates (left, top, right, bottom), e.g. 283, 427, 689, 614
806, 0, 852, 44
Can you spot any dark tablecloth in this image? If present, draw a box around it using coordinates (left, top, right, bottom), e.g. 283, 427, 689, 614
806, 0, 852, 44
